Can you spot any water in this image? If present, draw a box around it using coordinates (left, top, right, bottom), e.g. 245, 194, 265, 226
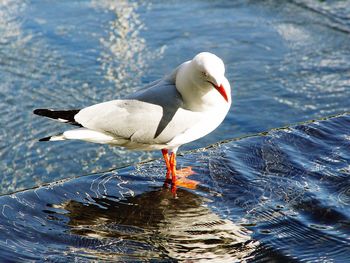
0, 113, 349, 261
0, 0, 349, 261
1, 0, 349, 194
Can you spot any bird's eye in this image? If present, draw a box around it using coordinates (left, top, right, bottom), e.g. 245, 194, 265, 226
202, 71, 209, 78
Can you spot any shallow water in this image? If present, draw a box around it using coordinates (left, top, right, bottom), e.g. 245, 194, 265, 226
0, 0, 350, 193
0, 113, 349, 261
0, 0, 350, 261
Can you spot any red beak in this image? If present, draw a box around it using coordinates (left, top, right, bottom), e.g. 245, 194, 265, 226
208, 81, 229, 102
215, 84, 229, 102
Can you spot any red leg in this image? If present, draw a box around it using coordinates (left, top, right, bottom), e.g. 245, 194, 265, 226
162, 149, 198, 196
169, 152, 177, 184
170, 152, 177, 195
161, 149, 171, 181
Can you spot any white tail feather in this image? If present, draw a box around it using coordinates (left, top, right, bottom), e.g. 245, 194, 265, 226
62, 128, 115, 144
49, 135, 66, 141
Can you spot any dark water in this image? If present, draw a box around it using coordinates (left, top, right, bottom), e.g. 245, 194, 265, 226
0, 113, 349, 261
0, 0, 350, 261
1, 0, 350, 193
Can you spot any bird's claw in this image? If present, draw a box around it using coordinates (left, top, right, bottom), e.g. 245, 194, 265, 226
175, 177, 199, 190
175, 166, 196, 177
163, 166, 198, 196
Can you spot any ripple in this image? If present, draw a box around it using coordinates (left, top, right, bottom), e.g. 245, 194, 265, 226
0, 1, 350, 261
338, 186, 350, 206
1, 0, 350, 196
0, 113, 350, 261
0, 174, 258, 261
92, 0, 164, 96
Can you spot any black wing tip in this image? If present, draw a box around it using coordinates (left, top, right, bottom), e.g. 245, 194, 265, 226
33, 108, 82, 127
33, 108, 51, 116
39, 136, 51, 142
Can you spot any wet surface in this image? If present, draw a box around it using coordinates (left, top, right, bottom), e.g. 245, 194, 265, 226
0, 113, 349, 261
0, 0, 350, 261
0, 0, 350, 193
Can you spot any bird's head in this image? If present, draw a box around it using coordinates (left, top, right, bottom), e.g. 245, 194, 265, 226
190, 52, 230, 103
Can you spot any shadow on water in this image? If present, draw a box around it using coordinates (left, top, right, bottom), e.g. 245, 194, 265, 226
0, 176, 257, 262
61, 189, 256, 261
0, 113, 349, 261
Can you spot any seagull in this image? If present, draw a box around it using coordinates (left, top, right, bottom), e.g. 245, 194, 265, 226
34, 52, 231, 195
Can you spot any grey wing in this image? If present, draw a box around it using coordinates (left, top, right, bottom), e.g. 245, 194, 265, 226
74, 74, 201, 145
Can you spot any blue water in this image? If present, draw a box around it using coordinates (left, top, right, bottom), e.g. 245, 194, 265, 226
1, 114, 349, 261
0, 0, 350, 261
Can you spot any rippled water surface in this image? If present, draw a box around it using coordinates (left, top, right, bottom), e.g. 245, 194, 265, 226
0, 0, 350, 261
1, 114, 349, 261
1, 0, 350, 193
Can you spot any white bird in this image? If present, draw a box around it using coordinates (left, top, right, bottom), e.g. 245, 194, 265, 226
34, 52, 231, 195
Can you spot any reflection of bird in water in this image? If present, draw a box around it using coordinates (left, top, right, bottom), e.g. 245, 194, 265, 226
54, 188, 257, 262
34, 52, 231, 196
